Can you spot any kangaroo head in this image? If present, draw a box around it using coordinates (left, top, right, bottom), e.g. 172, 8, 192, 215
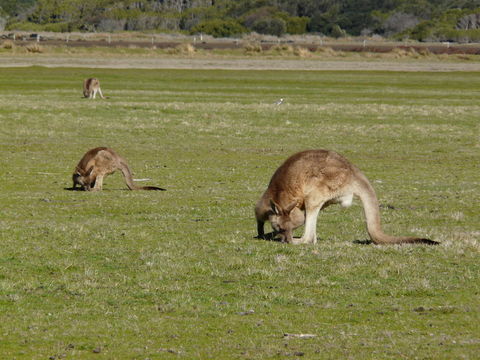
72, 166, 94, 190
268, 200, 300, 243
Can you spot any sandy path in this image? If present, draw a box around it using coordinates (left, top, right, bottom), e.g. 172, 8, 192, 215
1, 55, 480, 71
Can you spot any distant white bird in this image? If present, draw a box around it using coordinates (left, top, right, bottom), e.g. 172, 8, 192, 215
275, 98, 284, 105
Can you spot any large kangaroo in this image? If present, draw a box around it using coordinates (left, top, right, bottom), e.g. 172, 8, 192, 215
83, 78, 105, 99
255, 149, 437, 245
72, 147, 166, 191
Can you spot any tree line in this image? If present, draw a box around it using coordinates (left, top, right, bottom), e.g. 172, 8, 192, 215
1, 0, 480, 42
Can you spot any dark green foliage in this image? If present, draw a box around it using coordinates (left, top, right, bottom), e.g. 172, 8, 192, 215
251, 17, 286, 36
191, 18, 247, 37
402, 8, 480, 41
402, 20, 435, 40
331, 24, 347, 38
3, 0, 480, 39
284, 15, 309, 34
5, 21, 44, 31
0, 0, 36, 16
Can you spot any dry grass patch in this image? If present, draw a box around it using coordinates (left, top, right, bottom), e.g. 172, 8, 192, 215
385, 46, 431, 59
293, 46, 312, 57
1, 40, 15, 50
243, 41, 262, 54
266, 44, 313, 58
269, 43, 294, 54
165, 42, 196, 55
25, 43, 43, 53
315, 46, 338, 57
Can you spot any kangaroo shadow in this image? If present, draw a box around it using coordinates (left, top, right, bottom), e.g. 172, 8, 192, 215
353, 239, 373, 245
64, 187, 82, 191
254, 232, 281, 242
254, 232, 305, 243
64, 187, 124, 192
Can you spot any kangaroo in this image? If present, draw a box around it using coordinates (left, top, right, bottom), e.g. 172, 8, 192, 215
256, 149, 437, 245
72, 147, 166, 191
83, 78, 105, 99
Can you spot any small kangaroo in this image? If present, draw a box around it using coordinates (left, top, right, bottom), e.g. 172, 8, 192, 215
72, 147, 166, 191
255, 149, 437, 245
83, 78, 105, 99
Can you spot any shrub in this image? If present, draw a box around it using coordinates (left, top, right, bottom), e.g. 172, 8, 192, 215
6, 21, 44, 31
251, 17, 286, 37
383, 12, 420, 36
281, 16, 309, 34
43, 22, 69, 32
6, 21, 70, 32
191, 19, 246, 38
400, 9, 480, 42
330, 24, 346, 38
465, 29, 480, 42
405, 20, 435, 41
97, 18, 127, 32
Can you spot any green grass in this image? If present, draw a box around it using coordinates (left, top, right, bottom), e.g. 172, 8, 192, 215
0, 66, 478, 359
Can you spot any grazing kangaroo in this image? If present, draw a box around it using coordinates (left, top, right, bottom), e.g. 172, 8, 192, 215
72, 147, 166, 191
256, 149, 437, 245
83, 78, 105, 99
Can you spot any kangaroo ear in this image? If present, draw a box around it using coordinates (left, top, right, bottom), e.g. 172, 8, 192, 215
270, 199, 280, 215
285, 201, 297, 214
74, 166, 84, 176
86, 165, 94, 176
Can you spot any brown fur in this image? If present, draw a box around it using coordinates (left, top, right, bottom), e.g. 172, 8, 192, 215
83, 78, 105, 99
72, 147, 166, 191
255, 150, 437, 245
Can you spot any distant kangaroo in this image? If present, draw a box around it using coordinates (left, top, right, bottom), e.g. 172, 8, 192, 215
255, 149, 437, 245
83, 78, 105, 99
72, 147, 166, 191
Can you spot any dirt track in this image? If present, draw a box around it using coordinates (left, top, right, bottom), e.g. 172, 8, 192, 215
1, 54, 480, 71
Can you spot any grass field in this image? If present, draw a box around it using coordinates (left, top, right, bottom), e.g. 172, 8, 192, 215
0, 66, 479, 359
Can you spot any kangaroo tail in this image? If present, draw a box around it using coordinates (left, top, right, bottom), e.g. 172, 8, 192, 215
353, 172, 438, 245
119, 161, 166, 191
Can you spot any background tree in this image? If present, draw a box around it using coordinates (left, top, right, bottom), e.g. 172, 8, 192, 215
2, 0, 480, 41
